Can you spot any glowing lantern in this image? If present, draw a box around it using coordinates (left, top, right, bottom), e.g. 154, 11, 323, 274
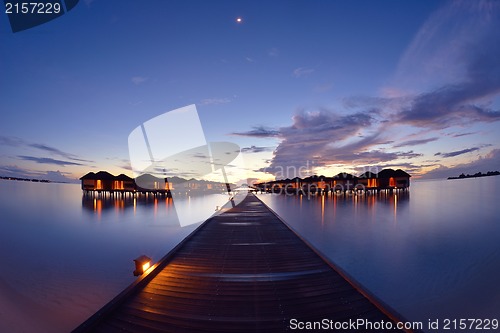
133, 255, 152, 276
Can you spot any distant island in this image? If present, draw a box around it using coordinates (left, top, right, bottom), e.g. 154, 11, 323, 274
0, 176, 52, 183
448, 171, 500, 180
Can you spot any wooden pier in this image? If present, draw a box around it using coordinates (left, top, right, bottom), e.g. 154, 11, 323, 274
73, 194, 410, 333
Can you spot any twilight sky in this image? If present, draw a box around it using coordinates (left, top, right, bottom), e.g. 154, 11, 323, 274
1, 0, 499, 183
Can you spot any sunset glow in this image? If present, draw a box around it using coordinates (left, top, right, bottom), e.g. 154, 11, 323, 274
0, 1, 499, 183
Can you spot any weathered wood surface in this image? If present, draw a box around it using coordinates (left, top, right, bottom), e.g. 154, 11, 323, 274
73, 193, 407, 332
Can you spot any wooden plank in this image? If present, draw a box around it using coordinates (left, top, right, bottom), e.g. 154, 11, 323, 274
73, 193, 413, 333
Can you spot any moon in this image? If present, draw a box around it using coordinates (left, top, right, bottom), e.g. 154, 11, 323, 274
236, 17, 243, 23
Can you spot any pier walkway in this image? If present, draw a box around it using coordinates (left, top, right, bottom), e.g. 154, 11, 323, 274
73, 194, 408, 333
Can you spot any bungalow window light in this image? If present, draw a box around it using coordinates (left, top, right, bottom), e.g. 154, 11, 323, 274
389, 177, 396, 187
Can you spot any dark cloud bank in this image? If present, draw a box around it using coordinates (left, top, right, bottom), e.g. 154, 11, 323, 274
233, 2, 500, 179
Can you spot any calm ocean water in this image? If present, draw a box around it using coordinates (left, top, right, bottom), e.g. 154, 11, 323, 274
1, 177, 499, 332
0, 180, 226, 333
259, 176, 500, 328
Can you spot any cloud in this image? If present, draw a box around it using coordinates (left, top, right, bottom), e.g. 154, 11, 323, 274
393, 137, 439, 148
237, 1, 500, 179
353, 162, 430, 176
44, 170, 78, 183
0, 135, 24, 147
241, 146, 273, 153
314, 83, 333, 93
395, 1, 500, 88
29, 143, 69, 156
231, 126, 280, 138
452, 132, 478, 138
292, 67, 315, 78
396, 151, 423, 159
129, 100, 143, 106
421, 148, 500, 179
1, 136, 92, 164
18, 156, 84, 166
435, 147, 481, 158
119, 163, 132, 171
0, 164, 36, 177
342, 95, 409, 115
268, 48, 279, 57
28, 143, 93, 162
0, 165, 78, 183
131, 76, 148, 85
252, 109, 392, 177
199, 97, 231, 105
435, 144, 492, 158
235, 108, 431, 178
392, 1, 500, 128
245, 57, 255, 63
396, 86, 500, 129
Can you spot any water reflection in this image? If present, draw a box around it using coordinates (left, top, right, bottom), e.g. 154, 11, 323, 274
264, 191, 410, 233
259, 178, 500, 328
82, 194, 175, 216
285, 191, 409, 213
1, 181, 220, 333
321, 194, 325, 225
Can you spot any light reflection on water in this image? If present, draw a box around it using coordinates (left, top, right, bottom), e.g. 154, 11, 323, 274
259, 177, 500, 329
0, 180, 227, 333
1, 178, 499, 332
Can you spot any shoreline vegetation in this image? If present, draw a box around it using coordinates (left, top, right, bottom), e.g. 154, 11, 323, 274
447, 171, 500, 180
3, 170, 499, 185
0, 176, 52, 183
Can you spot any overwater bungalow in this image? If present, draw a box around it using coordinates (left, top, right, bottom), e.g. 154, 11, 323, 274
80, 172, 96, 190
114, 174, 135, 191
80, 171, 115, 191
301, 175, 333, 193
332, 172, 358, 191
165, 177, 229, 193
254, 168, 411, 195
377, 168, 411, 189
357, 171, 379, 189
265, 177, 300, 193
80, 171, 235, 197
135, 173, 167, 192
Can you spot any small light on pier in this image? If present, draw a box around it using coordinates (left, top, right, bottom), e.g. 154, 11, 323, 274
133, 255, 152, 276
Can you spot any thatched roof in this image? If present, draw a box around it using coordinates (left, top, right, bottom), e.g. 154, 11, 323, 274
79, 172, 96, 180
394, 169, 412, 177
135, 173, 164, 182
115, 174, 134, 181
377, 168, 411, 178
358, 171, 378, 179
333, 172, 357, 180
93, 171, 116, 180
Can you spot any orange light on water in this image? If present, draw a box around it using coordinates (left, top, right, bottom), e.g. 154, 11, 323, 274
93, 198, 102, 218
321, 195, 325, 225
